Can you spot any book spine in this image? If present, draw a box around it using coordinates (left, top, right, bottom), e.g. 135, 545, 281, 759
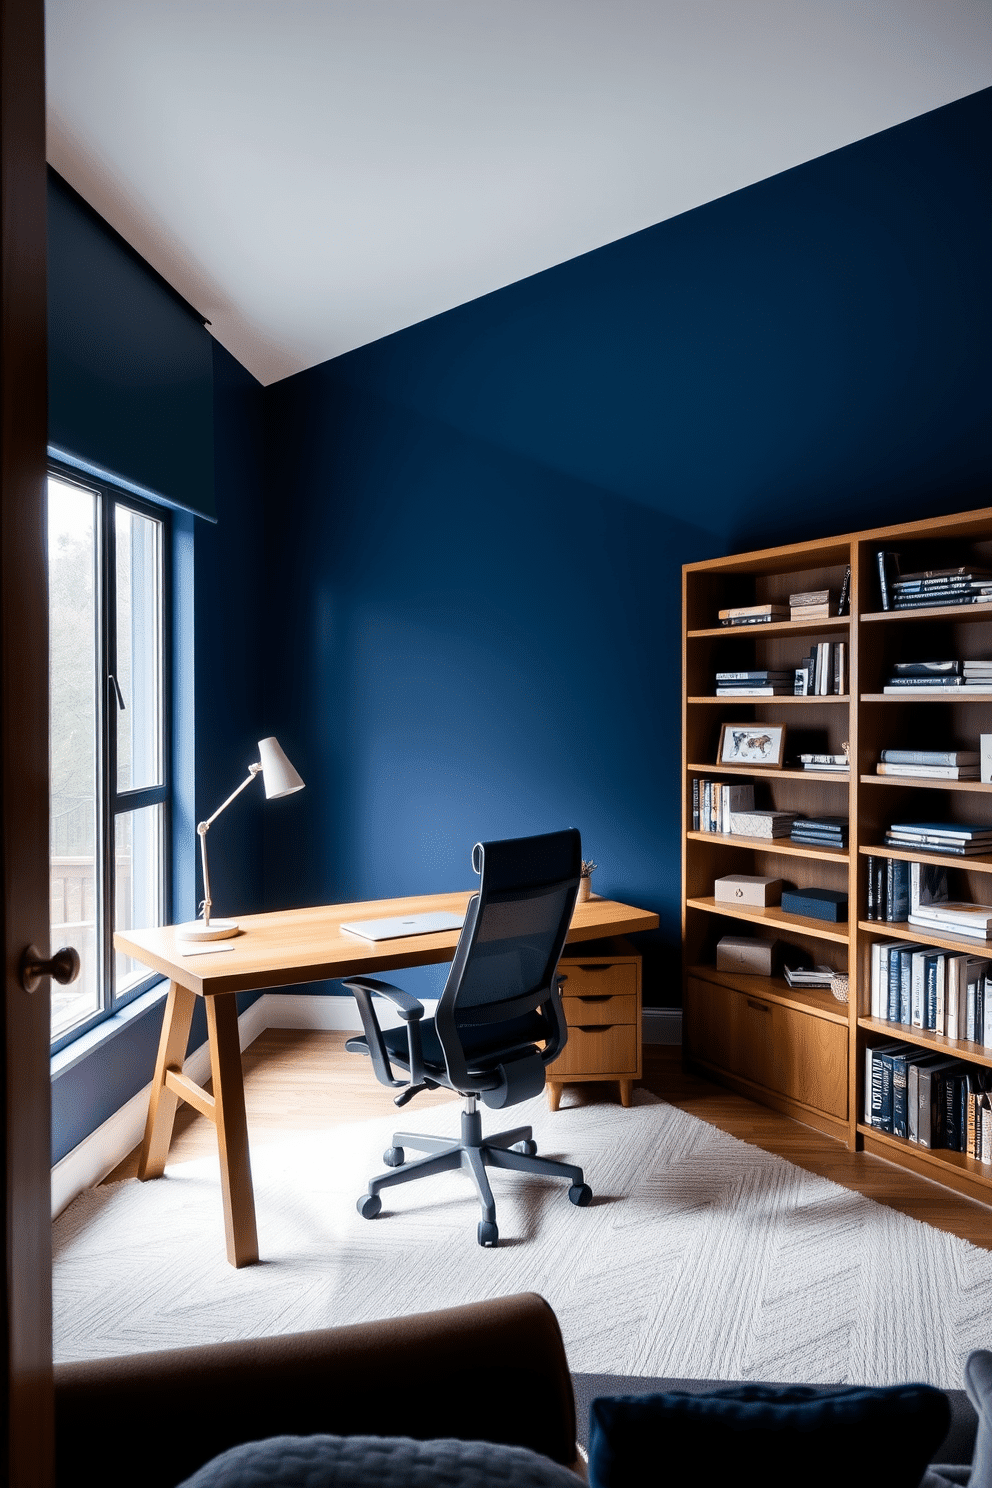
892, 860, 908, 922
692, 778, 700, 832
968, 975, 978, 1042
866, 856, 876, 920
881, 750, 970, 765
985, 974, 992, 1046
703, 780, 712, 833
911, 953, 926, 1028
837, 564, 851, 617
871, 1049, 887, 1127
892, 1055, 910, 1138
900, 949, 913, 1025
909, 1062, 920, 1142
877, 549, 895, 610
887, 949, 901, 1022
879, 1054, 895, 1132
925, 956, 939, 1031
918, 1066, 937, 1148
885, 856, 894, 923
870, 942, 881, 1018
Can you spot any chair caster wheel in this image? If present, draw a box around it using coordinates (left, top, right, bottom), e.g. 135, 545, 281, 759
357, 1192, 382, 1220
383, 1146, 405, 1167
569, 1183, 592, 1207
513, 1139, 537, 1156
477, 1221, 499, 1247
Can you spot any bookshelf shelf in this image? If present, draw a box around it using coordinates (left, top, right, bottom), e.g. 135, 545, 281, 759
857, 843, 992, 874
686, 896, 850, 944
688, 616, 851, 639
861, 605, 992, 626
859, 776, 992, 793
858, 1016, 992, 1071
683, 503, 992, 1192
686, 830, 848, 864
688, 695, 850, 705
856, 918, 992, 955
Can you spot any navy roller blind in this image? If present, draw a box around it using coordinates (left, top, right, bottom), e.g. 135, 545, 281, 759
47, 169, 216, 521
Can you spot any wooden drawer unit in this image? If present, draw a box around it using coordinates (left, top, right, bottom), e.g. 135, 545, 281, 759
684, 972, 849, 1137
547, 939, 642, 1110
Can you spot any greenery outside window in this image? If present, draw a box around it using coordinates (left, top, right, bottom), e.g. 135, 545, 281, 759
48, 466, 170, 1051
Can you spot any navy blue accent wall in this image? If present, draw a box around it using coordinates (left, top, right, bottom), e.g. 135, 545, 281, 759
263, 88, 991, 1008
47, 170, 216, 521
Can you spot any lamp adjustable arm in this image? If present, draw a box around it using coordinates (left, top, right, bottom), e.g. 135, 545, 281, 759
196, 764, 262, 925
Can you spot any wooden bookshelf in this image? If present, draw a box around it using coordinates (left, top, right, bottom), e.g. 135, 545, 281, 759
682, 505, 992, 1210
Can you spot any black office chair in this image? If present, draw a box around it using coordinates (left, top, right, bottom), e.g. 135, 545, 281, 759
342, 829, 592, 1247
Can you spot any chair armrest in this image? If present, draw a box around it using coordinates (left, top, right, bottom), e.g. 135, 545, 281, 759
341, 976, 425, 1087
54, 1293, 579, 1488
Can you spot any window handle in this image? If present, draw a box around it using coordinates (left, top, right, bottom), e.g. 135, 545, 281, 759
109, 674, 125, 710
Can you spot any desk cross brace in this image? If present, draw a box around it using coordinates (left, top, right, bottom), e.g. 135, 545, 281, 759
137, 979, 259, 1268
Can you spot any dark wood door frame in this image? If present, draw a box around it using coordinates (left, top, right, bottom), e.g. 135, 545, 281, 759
1, 0, 54, 1483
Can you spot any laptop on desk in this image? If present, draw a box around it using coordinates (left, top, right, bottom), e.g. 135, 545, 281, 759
339, 910, 465, 942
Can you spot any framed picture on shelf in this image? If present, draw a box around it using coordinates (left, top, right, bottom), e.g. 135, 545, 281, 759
717, 722, 786, 768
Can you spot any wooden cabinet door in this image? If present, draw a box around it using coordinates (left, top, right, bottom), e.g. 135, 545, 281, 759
772, 1005, 848, 1119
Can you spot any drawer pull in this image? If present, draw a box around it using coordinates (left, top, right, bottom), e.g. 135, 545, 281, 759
577, 994, 611, 1004
747, 999, 770, 1014
576, 1024, 614, 1034
578, 964, 611, 973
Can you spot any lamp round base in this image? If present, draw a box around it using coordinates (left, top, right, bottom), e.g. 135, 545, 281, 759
175, 918, 240, 942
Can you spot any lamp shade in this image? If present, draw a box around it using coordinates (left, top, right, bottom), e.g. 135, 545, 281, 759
257, 736, 305, 799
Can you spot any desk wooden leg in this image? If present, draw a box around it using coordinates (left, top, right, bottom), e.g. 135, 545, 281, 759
137, 980, 196, 1181
546, 1081, 562, 1113
619, 1079, 634, 1108
205, 993, 259, 1269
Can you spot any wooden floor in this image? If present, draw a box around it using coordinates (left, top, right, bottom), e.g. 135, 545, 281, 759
106, 1030, 992, 1249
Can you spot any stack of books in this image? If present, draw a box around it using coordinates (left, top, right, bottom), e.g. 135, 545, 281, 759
714, 669, 793, 696
789, 588, 831, 621
865, 1042, 992, 1156
718, 603, 789, 628
876, 748, 979, 780
782, 962, 834, 989
691, 780, 755, 833
890, 566, 992, 611
876, 554, 992, 610
794, 642, 846, 694
790, 816, 848, 848
728, 809, 797, 839
883, 660, 992, 694
885, 822, 992, 857
909, 898, 992, 942
798, 752, 849, 773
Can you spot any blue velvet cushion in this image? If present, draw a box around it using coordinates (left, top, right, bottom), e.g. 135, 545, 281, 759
588, 1383, 950, 1488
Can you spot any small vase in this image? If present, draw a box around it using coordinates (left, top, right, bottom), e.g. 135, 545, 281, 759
577, 877, 592, 903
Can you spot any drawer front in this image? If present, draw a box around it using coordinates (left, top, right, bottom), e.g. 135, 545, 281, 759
558, 961, 637, 1000
772, 1004, 848, 1120
563, 992, 637, 1027
550, 1022, 639, 1077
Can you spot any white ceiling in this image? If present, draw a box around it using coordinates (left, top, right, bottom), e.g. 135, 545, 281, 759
46, 1, 992, 387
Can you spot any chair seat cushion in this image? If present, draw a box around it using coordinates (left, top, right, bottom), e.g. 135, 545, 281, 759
588, 1383, 951, 1488
177, 1433, 584, 1488
382, 1011, 549, 1078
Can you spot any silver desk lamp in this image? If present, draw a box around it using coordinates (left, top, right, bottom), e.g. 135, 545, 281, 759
176, 736, 305, 942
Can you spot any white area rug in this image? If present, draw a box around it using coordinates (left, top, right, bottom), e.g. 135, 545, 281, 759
53, 1091, 992, 1385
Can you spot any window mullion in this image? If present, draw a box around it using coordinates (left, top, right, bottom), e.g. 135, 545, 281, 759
101, 489, 116, 1017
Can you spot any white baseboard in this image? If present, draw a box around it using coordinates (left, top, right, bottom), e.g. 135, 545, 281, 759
51, 995, 681, 1218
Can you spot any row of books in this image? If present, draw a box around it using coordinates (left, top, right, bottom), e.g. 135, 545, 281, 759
865, 1041, 992, 1157
791, 816, 847, 848
875, 748, 980, 781
869, 942, 992, 1038
877, 555, 992, 612
714, 669, 792, 696
794, 642, 846, 696
882, 660, 992, 695
691, 780, 754, 833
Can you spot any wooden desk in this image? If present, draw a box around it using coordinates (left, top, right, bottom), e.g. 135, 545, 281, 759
115, 890, 659, 1267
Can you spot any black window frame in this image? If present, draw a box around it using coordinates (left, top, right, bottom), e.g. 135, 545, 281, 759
48, 459, 172, 1054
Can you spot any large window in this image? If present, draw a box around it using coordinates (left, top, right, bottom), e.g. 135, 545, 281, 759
48, 468, 169, 1049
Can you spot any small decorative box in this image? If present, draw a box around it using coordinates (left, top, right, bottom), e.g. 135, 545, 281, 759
781, 887, 848, 922
716, 936, 778, 976
714, 874, 783, 907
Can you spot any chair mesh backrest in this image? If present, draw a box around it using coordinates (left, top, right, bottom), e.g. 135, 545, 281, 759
439, 829, 582, 1033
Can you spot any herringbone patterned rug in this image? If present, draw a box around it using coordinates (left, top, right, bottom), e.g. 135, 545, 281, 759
52, 1091, 992, 1383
